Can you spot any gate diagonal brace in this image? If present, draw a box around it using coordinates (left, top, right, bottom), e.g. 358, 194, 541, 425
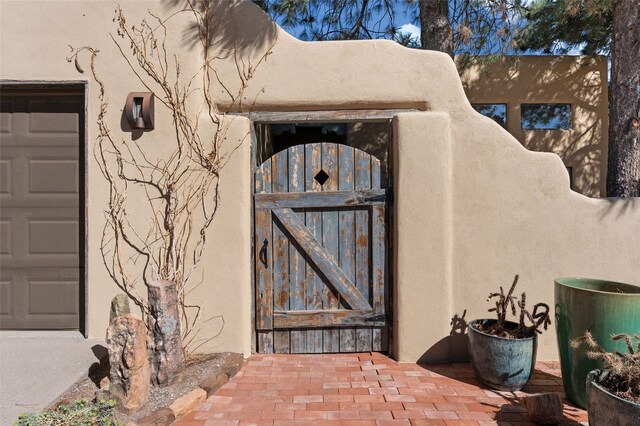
272, 208, 372, 311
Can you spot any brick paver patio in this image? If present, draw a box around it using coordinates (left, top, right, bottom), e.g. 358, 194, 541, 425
174, 352, 587, 426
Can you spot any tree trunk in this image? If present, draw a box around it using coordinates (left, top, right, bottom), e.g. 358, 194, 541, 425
607, 0, 640, 197
419, 0, 453, 57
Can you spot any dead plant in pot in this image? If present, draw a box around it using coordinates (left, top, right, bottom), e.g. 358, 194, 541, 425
467, 274, 551, 391
572, 332, 640, 426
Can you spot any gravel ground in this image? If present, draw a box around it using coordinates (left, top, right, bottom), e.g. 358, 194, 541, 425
50, 352, 242, 424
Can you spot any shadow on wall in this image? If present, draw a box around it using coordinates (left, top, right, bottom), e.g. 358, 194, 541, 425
162, 0, 278, 56
347, 122, 390, 167
418, 310, 470, 364
597, 197, 639, 220
460, 56, 607, 197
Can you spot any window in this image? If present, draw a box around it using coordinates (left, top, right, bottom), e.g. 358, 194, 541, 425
472, 104, 507, 128
521, 104, 571, 130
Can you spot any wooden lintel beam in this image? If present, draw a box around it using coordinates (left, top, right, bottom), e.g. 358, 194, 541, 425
231, 109, 419, 123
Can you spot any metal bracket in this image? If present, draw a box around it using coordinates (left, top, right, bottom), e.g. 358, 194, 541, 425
365, 314, 386, 322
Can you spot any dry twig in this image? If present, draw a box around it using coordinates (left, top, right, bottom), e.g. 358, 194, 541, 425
571, 332, 640, 403
68, 4, 274, 352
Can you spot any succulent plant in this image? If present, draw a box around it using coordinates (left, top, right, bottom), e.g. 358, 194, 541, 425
475, 274, 551, 338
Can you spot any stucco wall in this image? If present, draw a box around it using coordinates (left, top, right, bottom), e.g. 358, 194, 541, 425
0, 1, 254, 355
1, 0, 638, 361
460, 57, 609, 197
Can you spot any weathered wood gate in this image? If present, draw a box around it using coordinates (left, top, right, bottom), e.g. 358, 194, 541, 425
255, 142, 388, 353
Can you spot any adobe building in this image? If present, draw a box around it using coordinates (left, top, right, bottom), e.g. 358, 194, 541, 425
461, 56, 609, 197
0, 0, 638, 363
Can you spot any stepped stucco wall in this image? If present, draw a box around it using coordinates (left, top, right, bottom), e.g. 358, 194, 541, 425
1, 0, 638, 361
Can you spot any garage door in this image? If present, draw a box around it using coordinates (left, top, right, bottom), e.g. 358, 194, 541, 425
0, 89, 84, 329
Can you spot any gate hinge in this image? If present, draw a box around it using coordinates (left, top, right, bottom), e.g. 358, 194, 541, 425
363, 194, 386, 203
364, 190, 392, 205
365, 314, 386, 322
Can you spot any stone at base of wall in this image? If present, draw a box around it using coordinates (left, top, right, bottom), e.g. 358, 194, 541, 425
113, 351, 245, 425
200, 373, 229, 397
169, 388, 207, 419
219, 352, 244, 377
125, 388, 207, 426
136, 407, 175, 426
199, 352, 244, 396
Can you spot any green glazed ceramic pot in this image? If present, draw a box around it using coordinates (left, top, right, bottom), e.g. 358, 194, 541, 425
555, 277, 640, 409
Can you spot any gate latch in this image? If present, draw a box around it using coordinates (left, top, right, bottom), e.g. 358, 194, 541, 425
259, 239, 269, 268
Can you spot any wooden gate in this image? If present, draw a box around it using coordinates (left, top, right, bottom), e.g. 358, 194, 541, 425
254, 142, 388, 353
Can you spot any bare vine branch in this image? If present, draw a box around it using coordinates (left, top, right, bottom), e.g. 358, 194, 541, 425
68, 4, 274, 352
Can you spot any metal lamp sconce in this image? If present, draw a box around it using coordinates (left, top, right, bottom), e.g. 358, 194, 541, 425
125, 92, 155, 130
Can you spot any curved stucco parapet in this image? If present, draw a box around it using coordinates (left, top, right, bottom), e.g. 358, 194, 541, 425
209, 1, 467, 113
226, 1, 637, 210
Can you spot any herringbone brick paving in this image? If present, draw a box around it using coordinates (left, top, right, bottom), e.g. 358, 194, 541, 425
174, 352, 588, 426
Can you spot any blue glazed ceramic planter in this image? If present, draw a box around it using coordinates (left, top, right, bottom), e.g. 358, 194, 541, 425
467, 319, 537, 391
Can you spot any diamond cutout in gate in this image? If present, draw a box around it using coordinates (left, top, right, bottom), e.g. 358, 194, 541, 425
314, 169, 330, 186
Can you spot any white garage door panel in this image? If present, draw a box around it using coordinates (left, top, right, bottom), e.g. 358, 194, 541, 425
29, 111, 79, 134
1, 268, 80, 328
0, 160, 10, 193
29, 219, 79, 255
0, 220, 11, 255
1, 146, 79, 208
0, 111, 11, 133
1, 209, 79, 266
0, 280, 10, 315
29, 159, 79, 194
29, 279, 79, 315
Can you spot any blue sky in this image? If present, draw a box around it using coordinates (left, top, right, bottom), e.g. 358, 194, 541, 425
269, 1, 585, 56
268, 1, 421, 44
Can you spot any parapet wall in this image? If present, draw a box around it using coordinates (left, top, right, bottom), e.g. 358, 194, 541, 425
460, 57, 609, 197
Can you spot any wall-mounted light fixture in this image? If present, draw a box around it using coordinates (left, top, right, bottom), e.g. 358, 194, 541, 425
125, 92, 155, 130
